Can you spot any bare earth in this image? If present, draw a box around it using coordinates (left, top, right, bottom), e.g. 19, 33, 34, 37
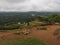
0, 25, 60, 45
30, 25, 60, 45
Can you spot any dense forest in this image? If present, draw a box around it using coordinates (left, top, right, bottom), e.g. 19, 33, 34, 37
0, 12, 60, 25
0, 12, 60, 30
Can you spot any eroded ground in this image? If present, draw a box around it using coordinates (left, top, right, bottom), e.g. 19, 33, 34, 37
0, 25, 60, 45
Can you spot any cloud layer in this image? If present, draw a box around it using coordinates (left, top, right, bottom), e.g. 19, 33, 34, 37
0, 0, 60, 11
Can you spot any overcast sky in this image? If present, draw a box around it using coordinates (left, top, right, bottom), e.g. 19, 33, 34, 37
0, 0, 60, 12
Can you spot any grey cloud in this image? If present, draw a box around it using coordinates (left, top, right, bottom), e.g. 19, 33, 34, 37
0, 0, 60, 11
54, 0, 60, 4
5, 0, 27, 3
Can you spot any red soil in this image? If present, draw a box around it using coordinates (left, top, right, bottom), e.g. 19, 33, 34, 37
30, 25, 60, 45
0, 25, 60, 45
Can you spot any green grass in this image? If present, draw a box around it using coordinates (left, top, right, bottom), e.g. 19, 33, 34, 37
0, 29, 20, 34
29, 21, 36, 27
0, 38, 48, 45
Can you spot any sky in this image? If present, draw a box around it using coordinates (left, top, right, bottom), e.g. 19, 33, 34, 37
0, 0, 60, 12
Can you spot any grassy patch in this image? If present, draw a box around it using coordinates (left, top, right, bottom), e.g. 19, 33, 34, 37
0, 38, 48, 45
29, 22, 36, 27
29, 21, 47, 27
37, 26, 47, 30
0, 30, 8, 34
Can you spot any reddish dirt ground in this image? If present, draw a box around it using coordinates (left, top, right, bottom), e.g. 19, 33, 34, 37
0, 25, 60, 45
30, 25, 60, 45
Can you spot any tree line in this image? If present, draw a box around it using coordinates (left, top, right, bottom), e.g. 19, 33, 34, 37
0, 14, 60, 30
38, 14, 60, 24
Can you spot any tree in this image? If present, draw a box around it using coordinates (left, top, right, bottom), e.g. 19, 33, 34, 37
47, 14, 60, 24
38, 16, 48, 22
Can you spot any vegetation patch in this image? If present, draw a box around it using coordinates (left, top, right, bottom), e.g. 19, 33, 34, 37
9, 29, 31, 35
0, 24, 20, 30
0, 38, 48, 45
37, 26, 47, 30
29, 22, 36, 27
